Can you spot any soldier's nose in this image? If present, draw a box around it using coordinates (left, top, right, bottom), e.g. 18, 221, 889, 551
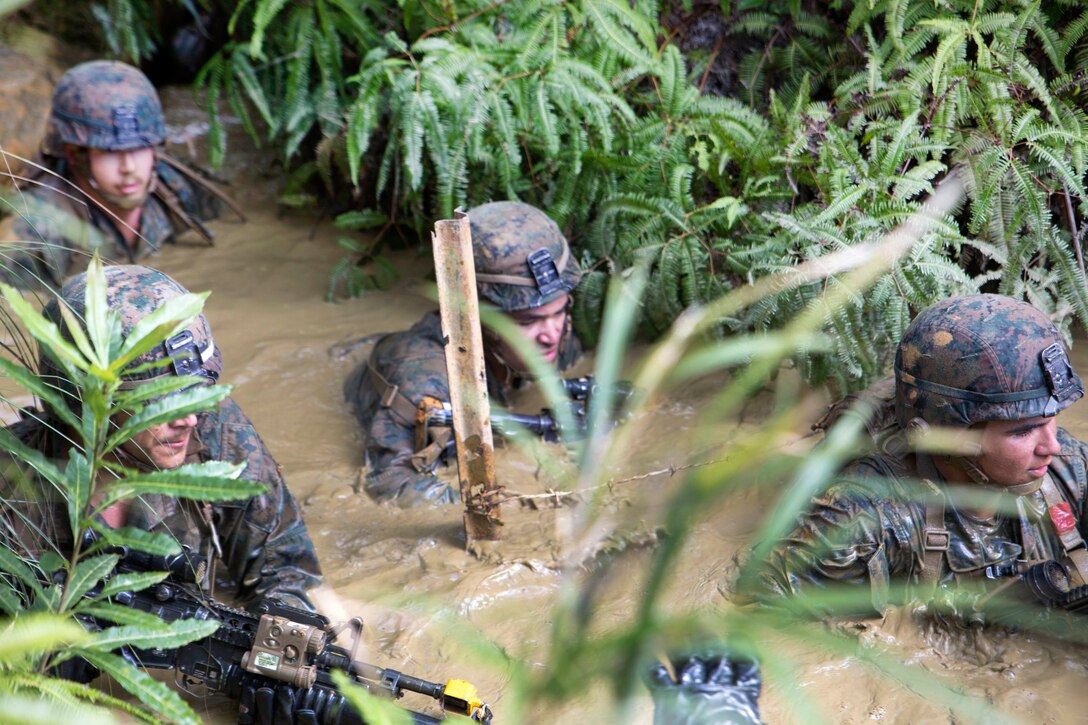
539, 315, 564, 345
170, 413, 199, 430
1038, 418, 1060, 455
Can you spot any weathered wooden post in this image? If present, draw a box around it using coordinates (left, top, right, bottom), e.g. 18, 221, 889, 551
432, 210, 503, 550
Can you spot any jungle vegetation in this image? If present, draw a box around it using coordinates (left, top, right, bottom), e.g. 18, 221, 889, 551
1, 2, 1084, 722
56, 0, 1088, 394
0, 258, 268, 724
0, 187, 1038, 724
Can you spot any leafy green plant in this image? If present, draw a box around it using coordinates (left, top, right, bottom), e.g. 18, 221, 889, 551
416, 179, 1027, 723
80, 0, 1088, 393
0, 614, 117, 725
0, 257, 266, 724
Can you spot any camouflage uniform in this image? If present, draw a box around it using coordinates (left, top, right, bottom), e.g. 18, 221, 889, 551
3, 399, 322, 611
0, 60, 224, 289
742, 295, 1088, 616
749, 424, 1088, 615
344, 201, 582, 507
0, 265, 322, 611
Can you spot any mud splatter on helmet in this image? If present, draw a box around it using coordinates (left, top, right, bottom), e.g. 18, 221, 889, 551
894, 294, 1083, 429
470, 201, 581, 313
42, 60, 166, 156
41, 265, 220, 411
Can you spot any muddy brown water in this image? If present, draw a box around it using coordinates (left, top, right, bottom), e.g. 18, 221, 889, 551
10, 87, 1088, 724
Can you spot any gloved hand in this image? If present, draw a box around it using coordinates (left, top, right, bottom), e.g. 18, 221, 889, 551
645, 652, 763, 725
238, 682, 319, 725
50, 654, 100, 684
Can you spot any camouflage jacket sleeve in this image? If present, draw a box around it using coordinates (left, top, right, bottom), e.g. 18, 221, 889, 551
1053, 427, 1088, 523
738, 459, 921, 615
0, 181, 103, 289
344, 313, 459, 507
198, 398, 323, 611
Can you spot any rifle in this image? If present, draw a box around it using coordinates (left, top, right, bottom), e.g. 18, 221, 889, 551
1017, 559, 1088, 613
417, 375, 634, 445
77, 540, 493, 725
976, 558, 1088, 634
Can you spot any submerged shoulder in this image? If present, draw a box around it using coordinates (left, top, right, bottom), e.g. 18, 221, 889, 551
370, 312, 447, 382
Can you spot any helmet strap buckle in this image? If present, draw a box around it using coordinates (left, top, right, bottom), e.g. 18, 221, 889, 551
526, 248, 562, 297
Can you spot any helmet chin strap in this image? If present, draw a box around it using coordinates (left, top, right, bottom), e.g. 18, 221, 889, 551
932, 454, 1042, 495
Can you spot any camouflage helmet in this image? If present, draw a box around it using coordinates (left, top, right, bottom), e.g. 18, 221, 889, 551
894, 294, 1083, 429
42, 61, 165, 156
470, 201, 581, 313
41, 265, 220, 410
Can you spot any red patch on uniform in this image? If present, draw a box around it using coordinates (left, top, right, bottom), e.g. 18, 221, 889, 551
1049, 502, 1077, 534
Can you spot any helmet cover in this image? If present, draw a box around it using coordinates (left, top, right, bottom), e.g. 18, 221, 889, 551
469, 201, 581, 313
894, 294, 1083, 428
41, 265, 219, 410
43, 60, 165, 155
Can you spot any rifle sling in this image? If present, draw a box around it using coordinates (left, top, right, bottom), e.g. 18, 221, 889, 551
411, 429, 452, 473
158, 153, 248, 223
1039, 473, 1088, 586
366, 362, 453, 472
153, 178, 214, 246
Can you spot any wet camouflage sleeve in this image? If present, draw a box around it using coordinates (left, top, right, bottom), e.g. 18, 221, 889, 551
344, 312, 460, 507
0, 181, 104, 288
738, 459, 922, 616
198, 398, 323, 611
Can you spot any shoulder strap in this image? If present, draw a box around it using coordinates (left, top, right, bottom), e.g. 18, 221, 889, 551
1038, 473, 1088, 585
919, 478, 949, 589
366, 361, 422, 425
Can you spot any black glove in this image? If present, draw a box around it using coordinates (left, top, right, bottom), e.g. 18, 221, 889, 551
50, 654, 100, 684
645, 652, 763, 725
238, 682, 320, 725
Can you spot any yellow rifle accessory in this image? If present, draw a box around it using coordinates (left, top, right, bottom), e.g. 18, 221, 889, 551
443, 678, 493, 722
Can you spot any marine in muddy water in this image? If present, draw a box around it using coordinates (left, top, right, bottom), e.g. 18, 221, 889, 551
0, 60, 235, 289
0, 264, 323, 612
344, 201, 582, 506
742, 294, 1088, 622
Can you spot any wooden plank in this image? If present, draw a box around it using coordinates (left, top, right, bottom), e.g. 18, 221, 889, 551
432, 211, 502, 547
